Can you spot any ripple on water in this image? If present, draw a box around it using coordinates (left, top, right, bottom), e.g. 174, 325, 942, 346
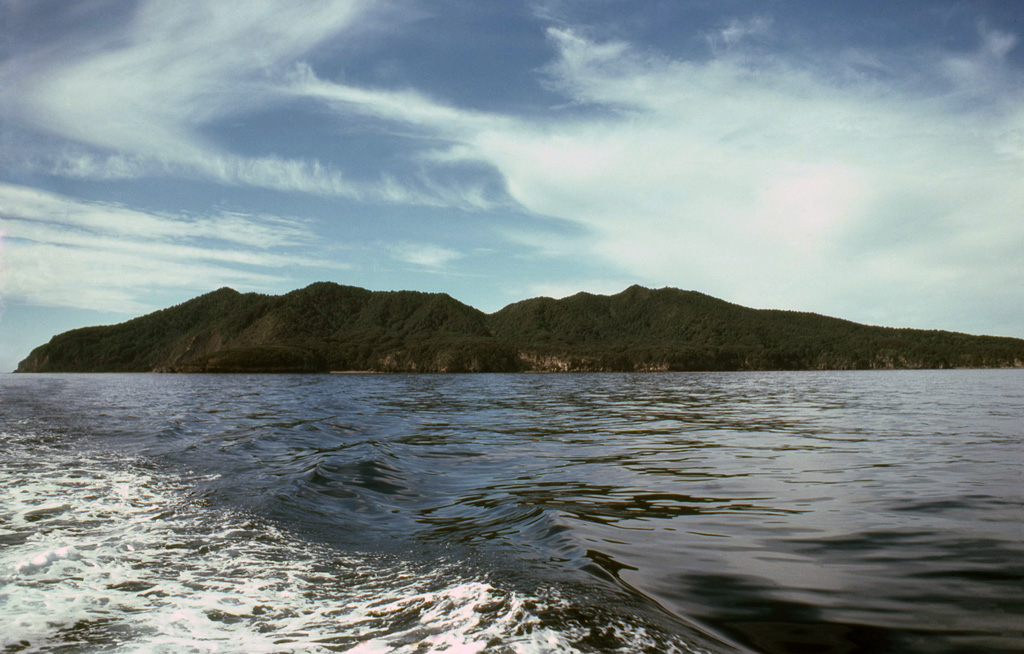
0, 426, 729, 654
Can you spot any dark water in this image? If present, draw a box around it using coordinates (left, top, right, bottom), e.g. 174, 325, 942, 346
1, 371, 1021, 653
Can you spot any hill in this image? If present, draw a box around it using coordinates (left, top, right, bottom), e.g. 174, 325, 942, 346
15, 283, 1024, 372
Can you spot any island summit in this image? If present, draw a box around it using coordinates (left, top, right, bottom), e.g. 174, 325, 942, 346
16, 283, 1024, 373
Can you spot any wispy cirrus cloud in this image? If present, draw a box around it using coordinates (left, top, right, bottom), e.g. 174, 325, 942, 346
9, 1, 365, 157
2, 0, 490, 206
38, 148, 496, 209
3, 2, 1022, 340
0, 183, 347, 312
284, 62, 508, 136
706, 16, 773, 53
284, 20, 1024, 334
492, 26, 1024, 331
388, 242, 464, 269
0, 183, 312, 248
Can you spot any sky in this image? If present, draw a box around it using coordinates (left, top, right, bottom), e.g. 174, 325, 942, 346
1, 0, 1023, 371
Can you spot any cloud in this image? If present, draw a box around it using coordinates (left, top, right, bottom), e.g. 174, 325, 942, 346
4, 5, 1022, 336
2, 0, 484, 206
976, 23, 1018, 62
11, 1, 365, 156
707, 16, 773, 53
940, 25, 1023, 104
0, 183, 346, 313
389, 243, 463, 268
0, 183, 312, 248
285, 63, 504, 136
466, 27, 1022, 334
1, 242, 281, 314
49, 152, 151, 180
292, 22, 1023, 333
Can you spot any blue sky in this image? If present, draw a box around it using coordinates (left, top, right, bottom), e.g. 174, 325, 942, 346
2, 1, 1023, 370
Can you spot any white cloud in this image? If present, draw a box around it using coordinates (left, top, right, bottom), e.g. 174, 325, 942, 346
0, 183, 312, 248
13, 1, 366, 157
1, 242, 280, 314
0, 183, 346, 313
980, 26, 1018, 62
939, 25, 1024, 106
42, 148, 492, 208
292, 23, 1023, 333
285, 63, 504, 136
707, 16, 773, 53
2, 0, 481, 206
467, 29, 1022, 333
49, 152, 151, 180
4, 5, 1022, 336
389, 243, 463, 268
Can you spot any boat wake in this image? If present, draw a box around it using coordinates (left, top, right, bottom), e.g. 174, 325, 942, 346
1, 425, 722, 654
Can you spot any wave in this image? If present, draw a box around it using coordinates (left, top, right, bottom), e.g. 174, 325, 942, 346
0, 424, 731, 653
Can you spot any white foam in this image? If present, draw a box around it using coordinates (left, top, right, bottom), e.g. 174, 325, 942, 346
0, 430, 712, 654
12, 545, 82, 574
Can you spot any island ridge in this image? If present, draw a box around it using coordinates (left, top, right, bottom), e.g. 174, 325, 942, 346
16, 283, 1024, 373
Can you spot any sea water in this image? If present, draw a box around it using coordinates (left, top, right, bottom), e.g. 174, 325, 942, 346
1, 371, 1021, 653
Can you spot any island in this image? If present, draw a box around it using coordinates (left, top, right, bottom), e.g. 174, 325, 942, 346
15, 283, 1024, 373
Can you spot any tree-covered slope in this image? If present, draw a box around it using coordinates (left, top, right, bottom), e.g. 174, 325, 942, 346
15, 283, 1024, 372
16, 283, 511, 373
491, 285, 1024, 370
15, 288, 273, 373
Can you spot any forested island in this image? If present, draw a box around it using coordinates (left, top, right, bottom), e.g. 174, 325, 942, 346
15, 283, 1024, 373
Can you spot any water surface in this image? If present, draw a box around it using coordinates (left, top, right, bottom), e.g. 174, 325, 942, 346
2, 371, 1021, 653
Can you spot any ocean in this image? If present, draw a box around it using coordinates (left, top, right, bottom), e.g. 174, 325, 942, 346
1, 371, 1021, 653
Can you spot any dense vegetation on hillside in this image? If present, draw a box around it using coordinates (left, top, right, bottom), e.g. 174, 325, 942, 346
16, 283, 1024, 372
